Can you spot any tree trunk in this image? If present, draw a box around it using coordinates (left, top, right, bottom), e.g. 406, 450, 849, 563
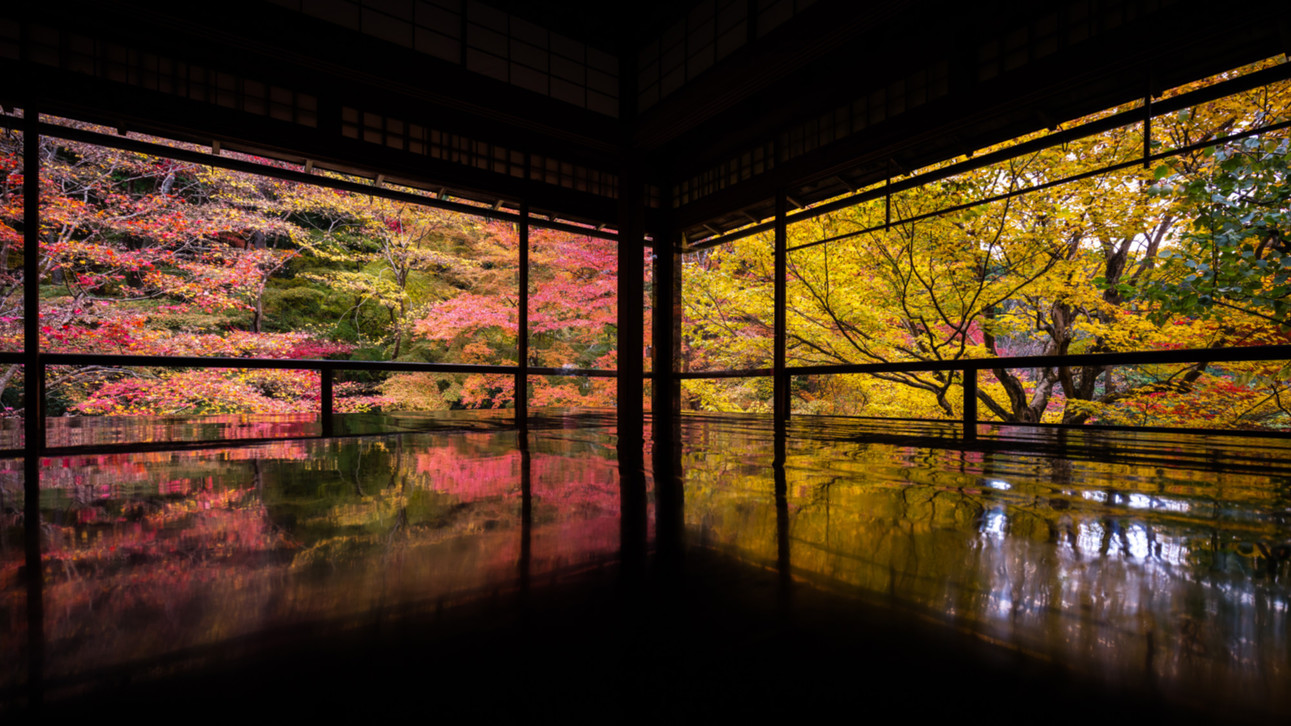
251, 279, 266, 333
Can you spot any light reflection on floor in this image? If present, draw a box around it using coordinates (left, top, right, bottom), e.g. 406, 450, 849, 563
687, 415, 1291, 718
1, 412, 1289, 720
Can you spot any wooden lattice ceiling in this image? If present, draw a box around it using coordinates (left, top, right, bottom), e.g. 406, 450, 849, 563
3, 0, 1288, 244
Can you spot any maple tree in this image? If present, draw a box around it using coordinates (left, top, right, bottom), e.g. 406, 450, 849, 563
0, 121, 636, 418
683, 60, 1291, 429
406, 225, 622, 408
1, 61, 1285, 428
0, 125, 384, 415
0, 127, 21, 356
1140, 134, 1291, 325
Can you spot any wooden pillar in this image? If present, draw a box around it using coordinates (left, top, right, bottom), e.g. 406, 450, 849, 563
516, 203, 529, 426
22, 101, 45, 711
23, 107, 41, 452
617, 165, 645, 457
616, 36, 645, 460
773, 190, 789, 424
320, 367, 334, 437
962, 368, 978, 441
652, 232, 680, 435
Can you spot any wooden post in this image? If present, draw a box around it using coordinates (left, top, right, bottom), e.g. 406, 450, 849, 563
517, 203, 529, 426
774, 190, 789, 424
320, 367, 334, 437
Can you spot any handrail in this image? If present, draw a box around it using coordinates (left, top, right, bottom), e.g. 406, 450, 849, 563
5, 343, 1289, 449
678, 344, 1291, 440
677, 344, 1291, 377
0, 352, 634, 447
0, 342, 1285, 455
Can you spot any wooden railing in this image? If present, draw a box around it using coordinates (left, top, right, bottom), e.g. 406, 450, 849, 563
0, 351, 636, 454
679, 343, 1291, 440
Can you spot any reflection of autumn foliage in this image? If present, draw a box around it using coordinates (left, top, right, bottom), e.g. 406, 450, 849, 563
0, 461, 25, 672
529, 443, 624, 567
413, 439, 520, 498
682, 422, 1291, 713
44, 483, 289, 571
37, 470, 293, 676
26, 430, 628, 683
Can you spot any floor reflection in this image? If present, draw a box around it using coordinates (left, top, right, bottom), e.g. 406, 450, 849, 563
687, 417, 1291, 716
2, 412, 1288, 720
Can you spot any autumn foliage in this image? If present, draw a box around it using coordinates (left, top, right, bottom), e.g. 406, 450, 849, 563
1, 58, 1290, 430
682, 60, 1291, 430
0, 120, 624, 417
